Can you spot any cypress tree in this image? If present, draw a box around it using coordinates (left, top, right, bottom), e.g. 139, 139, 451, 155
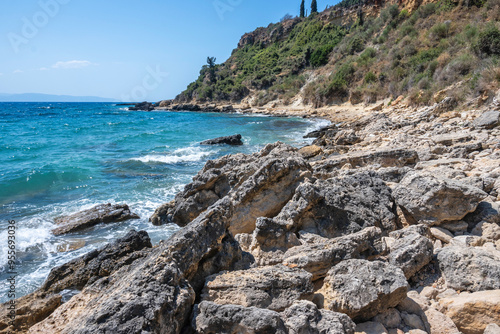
311, 0, 318, 14
300, 0, 305, 18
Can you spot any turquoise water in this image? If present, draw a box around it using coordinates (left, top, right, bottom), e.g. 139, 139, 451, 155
0, 102, 328, 302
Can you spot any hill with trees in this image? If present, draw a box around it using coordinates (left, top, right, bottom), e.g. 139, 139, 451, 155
175, 0, 500, 109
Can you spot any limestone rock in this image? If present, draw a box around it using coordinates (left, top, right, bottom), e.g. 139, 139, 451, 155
298, 145, 323, 159
355, 322, 389, 334
430, 226, 454, 244
438, 290, 500, 334
464, 200, 500, 228
150, 142, 312, 234
200, 134, 243, 146
474, 110, 500, 129
423, 307, 461, 334
319, 259, 408, 321
393, 172, 486, 225
29, 198, 242, 333
437, 246, 500, 292
281, 301, 356, 334
201, 265, 313, 312
387, 228, 433, 279
193, 301, 287, 334
283, 227, 387, 279
276, 171, 398, 238
484, 324, 500, 334
52, 203, 140, 235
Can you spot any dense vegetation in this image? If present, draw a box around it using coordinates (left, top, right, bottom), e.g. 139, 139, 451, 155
177, 0, 500, 108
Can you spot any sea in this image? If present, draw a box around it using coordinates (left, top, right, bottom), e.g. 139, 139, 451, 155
0, 102, 329, 303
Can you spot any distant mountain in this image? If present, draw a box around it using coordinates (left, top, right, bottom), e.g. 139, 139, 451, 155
0, 93, 119, 102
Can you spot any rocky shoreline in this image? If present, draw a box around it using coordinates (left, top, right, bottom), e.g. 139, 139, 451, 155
2, 103, 500, 333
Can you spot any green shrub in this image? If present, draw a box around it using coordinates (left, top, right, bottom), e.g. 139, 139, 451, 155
417, 3, 437, 18
430, 22, 450, 40
364, 71, 378, 83
310, 45, 334, 67
347, 36, 365, 54
474, 25, 500, 57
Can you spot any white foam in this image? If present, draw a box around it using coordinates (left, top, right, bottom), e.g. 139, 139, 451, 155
131, 146, 214, 164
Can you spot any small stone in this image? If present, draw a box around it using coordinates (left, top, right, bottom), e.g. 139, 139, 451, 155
430, 227, 454, 243
355, 321, 389, 334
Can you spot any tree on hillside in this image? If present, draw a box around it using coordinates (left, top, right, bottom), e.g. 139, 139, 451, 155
207, 57, 217, 82
300, 0, 305, 18
311, 0, 318, 14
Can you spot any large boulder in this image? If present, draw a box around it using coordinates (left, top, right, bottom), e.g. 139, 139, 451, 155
193, 302, 287, 334
275, 171, 398, 238
281, 301, 356, 334
437, 246, 500, 292
387, 226, 434, 279
318, 259, 408, 321
282, 227, 387, 280
393, 172, 486, 226
201, 265, 313, 312
150, 142, 312, 234
29, 198, 243, 334
52, 203, 140, 235
200, 134, 243, 146
438, 290, 500, 334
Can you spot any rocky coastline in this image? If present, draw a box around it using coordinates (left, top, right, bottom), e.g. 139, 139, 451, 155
2, 102, 500, 333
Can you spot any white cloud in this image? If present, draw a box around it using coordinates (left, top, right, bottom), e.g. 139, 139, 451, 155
39, 67, 49, 71
13, 69, 23, 74
52, 60, 94, 69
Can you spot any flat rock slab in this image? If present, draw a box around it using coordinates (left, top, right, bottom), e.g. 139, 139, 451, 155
437, 246, 500, 292
319, 259, 408, 321
474, 110, 500, 129
200, 134, 243, 145
393, 172, 486, 225
202, 265, 313, 311
52, 203, 140, 235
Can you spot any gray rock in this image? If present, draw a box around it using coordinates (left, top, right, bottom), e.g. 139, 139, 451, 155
319, 259, 408, 321
29, 198, 243, 333
354, 322, 388, 334
200, 134, 243, 146
388, 228, 434, 279
474, 110, 500, 129
463, 200, 500, 228
437, 246, 500, 292
150, 142, 312, 234
372, 308, 402, 329
281, 301, 356, 334
276, 171, 398, 238
393, 172, 486, 225
484, 323, 500, 334
52, 203, 140, 235
201, 265, 313, 312
193, 301, 287, 334
283, 227, 387, 280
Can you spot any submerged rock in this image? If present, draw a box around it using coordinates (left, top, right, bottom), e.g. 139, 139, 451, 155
200, 134, 243, 146
318, 259, 408, 321
52, 203, 140, 235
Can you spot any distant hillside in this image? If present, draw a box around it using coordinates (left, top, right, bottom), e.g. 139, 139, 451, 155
0, 93, 119, 102
175, 0, 500, 109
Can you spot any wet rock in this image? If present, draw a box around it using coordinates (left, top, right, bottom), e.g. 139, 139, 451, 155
438, 290, 500, 334
201, 265, 313, 312
319, 259, 408, 321
42, 230, 152, 293
29, 198, 241, 333
393, 172, 486, 225
150, 142, 312, 232
474, 110, 500, 129
193, 302, 287, 334
283, 227, 387, 280
52, 203, 140, 235
437, 246, 500, 292
128, 101, 155, 111
200, 134, 243, 146
276, 172, 398, 238
281, 301, 356, 334
387, 227, 433, 279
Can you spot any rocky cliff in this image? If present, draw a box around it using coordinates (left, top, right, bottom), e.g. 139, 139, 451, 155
3, 100, 500, 334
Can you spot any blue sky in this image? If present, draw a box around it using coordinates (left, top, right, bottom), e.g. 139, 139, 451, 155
0, 0, 337, 101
